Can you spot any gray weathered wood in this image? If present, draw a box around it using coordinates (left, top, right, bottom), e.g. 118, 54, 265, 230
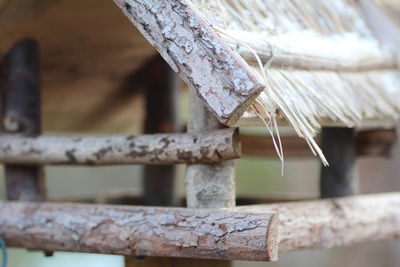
113, 0, 264, 126
0, 201, 278, 261
0, 129, 240, 165
0, 39, 46, 201
320, 127, 359, 198
240, 192, 400, 253
185, 91, 236, 209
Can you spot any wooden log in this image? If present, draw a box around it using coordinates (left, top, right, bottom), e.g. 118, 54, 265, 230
222, 30, 398, 71
240, 129, 396, 158
0, 39, 46, 201
143, 55, 179, 206
113, 0, 264, 126
0, 129, 240, 165
185, 91, 236, 209
320, 127, 358, 198
0, 202, 278, 261
240, 192, 400, 253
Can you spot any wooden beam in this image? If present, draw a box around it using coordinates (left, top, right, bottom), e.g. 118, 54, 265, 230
0, 202, 278, 262
240, 129, 396, 158
0, 129, 240, 165
0, 39, 46, 201
113, 0, 264, 126
185, 91, 236, 209
143, 55, 179, 206
240, 193, 400, 253
2, 193, 400, 258
320, 128, 358, 198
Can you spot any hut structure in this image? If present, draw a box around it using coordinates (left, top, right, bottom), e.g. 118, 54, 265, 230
0, 0, 400, 266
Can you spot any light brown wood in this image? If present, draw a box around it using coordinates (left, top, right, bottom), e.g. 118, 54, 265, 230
0, 129, 240, 165
240, 192, 400, 252
240, 129, 396, 158
113, 0, 264, 126
0, 202, 278, 261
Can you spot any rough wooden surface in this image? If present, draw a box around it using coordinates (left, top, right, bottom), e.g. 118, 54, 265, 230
241, 193, 400, 253
320, 128, 358, 198
240, 129, 396, 158
185, 91, 236, 209
113, 0, 264, 126
0, 129, 240, 165
0, 39, 46, 201
0, 202, 278, 261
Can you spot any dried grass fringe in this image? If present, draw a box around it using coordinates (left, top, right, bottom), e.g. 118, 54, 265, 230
193, 0, 400, 165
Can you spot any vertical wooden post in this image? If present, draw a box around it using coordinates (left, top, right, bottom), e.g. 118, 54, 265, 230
184, 90, 236, 208
142, 56, 179, 207
320, 127, 358, 198
0, 39, 46, 201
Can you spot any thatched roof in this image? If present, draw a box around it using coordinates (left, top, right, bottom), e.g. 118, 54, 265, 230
114, 0, 400, 162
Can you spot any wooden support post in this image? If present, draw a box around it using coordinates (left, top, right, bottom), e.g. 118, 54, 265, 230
185, 90, 236, 209
143, 56, 179, 206
182, 91, 237, 266
0, 39, 46, 201
320, 127, 358, 198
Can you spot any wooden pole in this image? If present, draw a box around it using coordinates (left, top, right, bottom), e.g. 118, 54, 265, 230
320, 127, 358, 198
0, 130, 240, 165
240, 192, 400, 253
0, 39, 45, 201
113, 0, 264, 126
143, 56, 179, 206
185, 91, 236, 209
182, 91, 238, 266
0, 201, 278, 261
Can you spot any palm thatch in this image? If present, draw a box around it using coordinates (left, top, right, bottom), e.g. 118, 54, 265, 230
192, 0, 400, 163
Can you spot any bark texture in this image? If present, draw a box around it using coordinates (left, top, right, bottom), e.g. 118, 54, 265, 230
185, 91, 236, 209
0, 39, 46, 201
113, 0, 264, 126
240, 193, 400, 253
0, 202, 278, 261
0, 129, 240, 165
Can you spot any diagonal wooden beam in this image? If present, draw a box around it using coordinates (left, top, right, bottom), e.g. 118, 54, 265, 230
113, 0, 264, 126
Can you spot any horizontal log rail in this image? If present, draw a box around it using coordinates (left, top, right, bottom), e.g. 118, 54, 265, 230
240, 192, 400, 253
1, 193, 399, 260
0, 202, 278, 261
0, 128, 240, 165
241, 129, 396, 158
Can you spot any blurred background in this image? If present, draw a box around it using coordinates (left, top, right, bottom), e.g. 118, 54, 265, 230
0, 0, 400, 266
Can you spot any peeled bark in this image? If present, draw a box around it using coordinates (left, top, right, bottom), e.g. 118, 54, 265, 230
0, 129, 241, 165
113, 0, 264, 126
185, 91, 236, 209
240, 192, 400, 253
0, 201, 278, 261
